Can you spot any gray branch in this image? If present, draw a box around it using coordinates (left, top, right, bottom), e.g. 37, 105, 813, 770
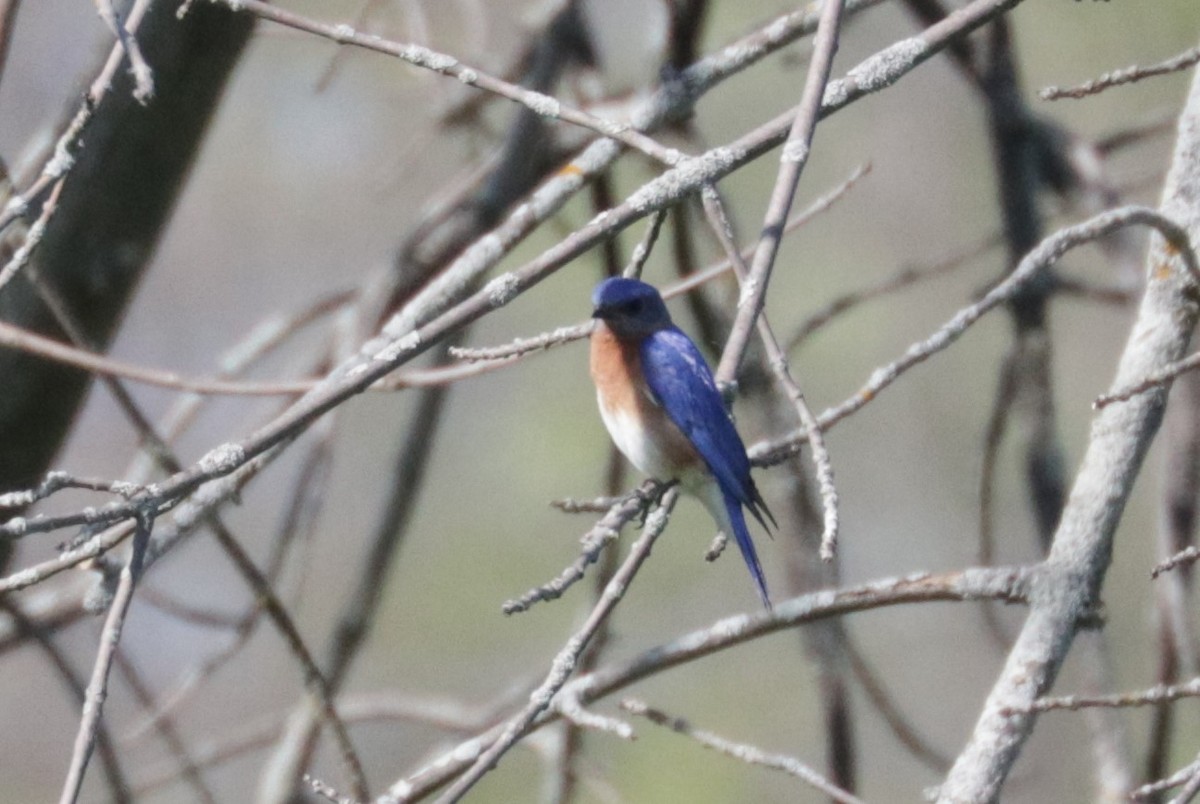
938, 61, 1200, 803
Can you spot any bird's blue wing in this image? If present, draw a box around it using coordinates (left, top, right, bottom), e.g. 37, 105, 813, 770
639, 328, 754, 504
640, 327, 773, 607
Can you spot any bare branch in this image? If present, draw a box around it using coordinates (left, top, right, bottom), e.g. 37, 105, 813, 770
714, 0, 844, 383
91, 0, 153, 101
937, 66, 1200, 804
621, 698, 865, 804
387, 566, 1031, 801
1042, 44, 1200, 101
756, 205, 1189, 467
430, 489, 678, 802
700, 184, 840, 559
1155, 545, 1200, 578
1134, 753, 1200, 801
1012, 677, 1200, 715
503, 484, 656, 615
58, 512, 151, 804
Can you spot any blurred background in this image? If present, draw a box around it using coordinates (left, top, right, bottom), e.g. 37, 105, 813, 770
1, 0, 1199, 801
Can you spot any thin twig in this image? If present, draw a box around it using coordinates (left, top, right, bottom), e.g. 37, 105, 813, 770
621, 698, 866, 804
710, 0, 845, 558
504, 483, 658, 614
700, 185, 840, 559
58, 512, 152, 804
91, 0, 154, 101
550, 495, 619, 514
431, 489, 678, 803
623, 208, 668, 279
1097, 349, 1200, 409
754, 205, 1200, 468
1154, 546, 1200, 578
1041, 44, 1200, 101
387, 566, 1031, 801
208, 0, 682, 166
1010, 677, 1200, 715
1134, 753, 1200, 801
787, 228, 999, 352
450, 324, 590, 362
0, 470, 142, 509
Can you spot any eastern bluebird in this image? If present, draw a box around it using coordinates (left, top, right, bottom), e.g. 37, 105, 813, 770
589, 277, 775, 607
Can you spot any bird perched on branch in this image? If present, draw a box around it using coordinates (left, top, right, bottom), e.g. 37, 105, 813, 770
589, 277, 775, 607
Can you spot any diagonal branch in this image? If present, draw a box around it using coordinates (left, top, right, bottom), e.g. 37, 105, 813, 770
430, 489, 678, 803
385, 566, 1031, 801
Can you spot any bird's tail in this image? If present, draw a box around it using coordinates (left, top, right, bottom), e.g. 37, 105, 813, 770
700, 481, 771, 609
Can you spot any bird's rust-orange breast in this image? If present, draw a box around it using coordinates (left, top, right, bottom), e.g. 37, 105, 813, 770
590, 321, 642, 418
590, 321, 701, 474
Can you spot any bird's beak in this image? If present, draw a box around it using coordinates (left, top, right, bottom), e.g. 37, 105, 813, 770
591, 305, 607, 320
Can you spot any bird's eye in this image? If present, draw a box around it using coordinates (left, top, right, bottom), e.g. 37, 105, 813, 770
625, 298, 644, 315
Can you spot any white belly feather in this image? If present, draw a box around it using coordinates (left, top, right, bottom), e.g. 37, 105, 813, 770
597, 393, 675, 479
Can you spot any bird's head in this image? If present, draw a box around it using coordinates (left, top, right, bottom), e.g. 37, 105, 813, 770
591, 277, 672, 338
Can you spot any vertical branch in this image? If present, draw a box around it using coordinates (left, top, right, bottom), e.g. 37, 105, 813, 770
58, 512, 151, 804
1147, 369, 1200, 791
979, 19, 1132, 795
939, 65, 1200, 803
712, 0, 845, 561
714, 0, 844, 382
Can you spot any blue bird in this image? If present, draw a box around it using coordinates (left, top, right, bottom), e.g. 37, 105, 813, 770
589, 277, 775, 607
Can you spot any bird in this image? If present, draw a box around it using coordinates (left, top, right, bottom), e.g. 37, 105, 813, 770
589, 276, 776, 607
